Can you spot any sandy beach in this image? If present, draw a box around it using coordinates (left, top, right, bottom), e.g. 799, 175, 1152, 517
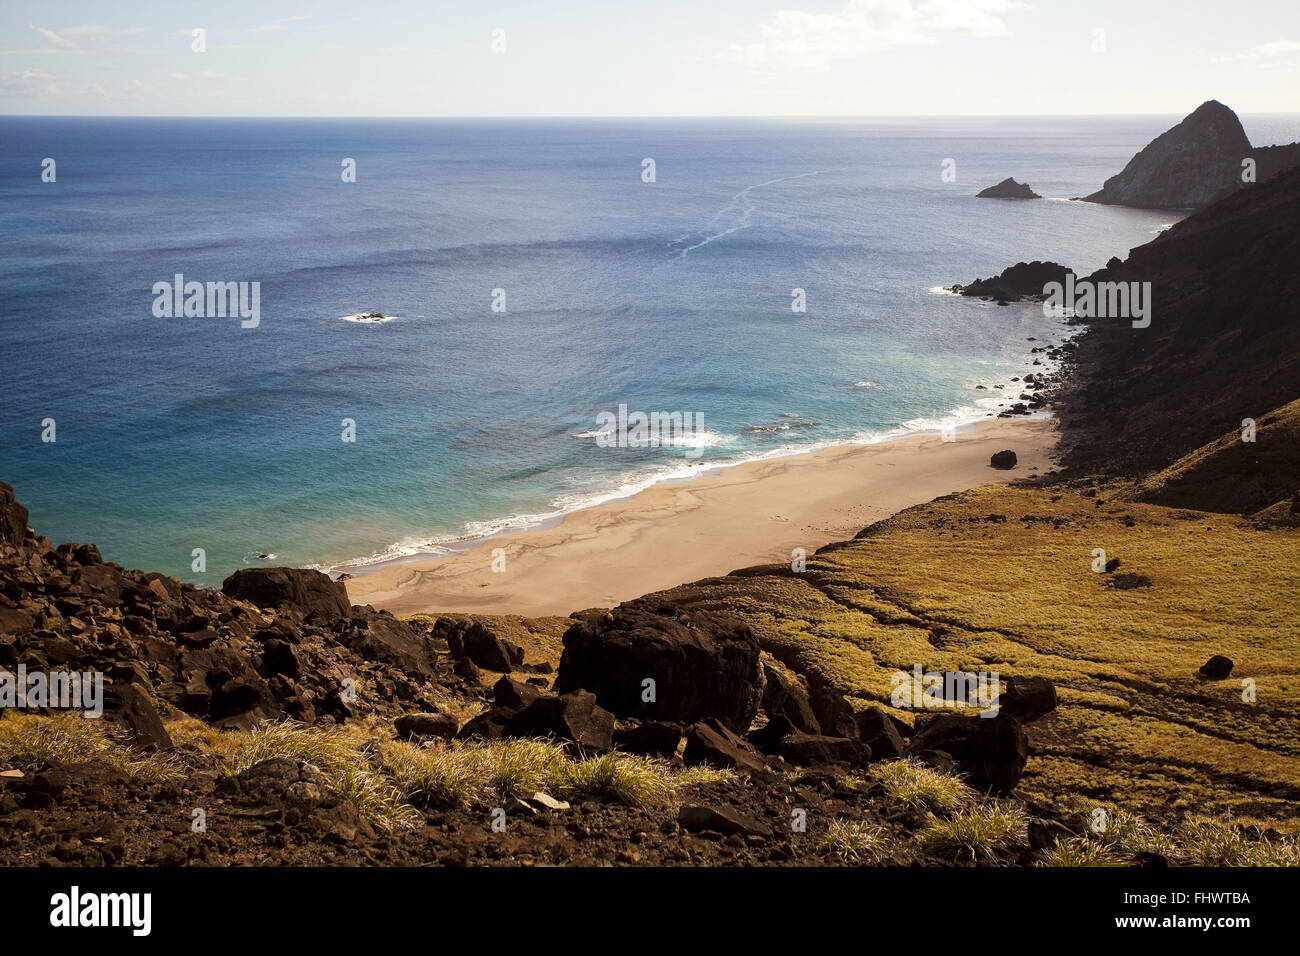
346, 417, 1059, 617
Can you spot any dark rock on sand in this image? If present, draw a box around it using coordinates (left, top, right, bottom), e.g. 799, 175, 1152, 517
990, 450, 1018, 470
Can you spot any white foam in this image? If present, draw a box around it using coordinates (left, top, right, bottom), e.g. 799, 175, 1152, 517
339, 312, 397, 324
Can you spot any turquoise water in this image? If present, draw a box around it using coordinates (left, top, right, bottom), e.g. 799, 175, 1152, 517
0, 115, 1231, 583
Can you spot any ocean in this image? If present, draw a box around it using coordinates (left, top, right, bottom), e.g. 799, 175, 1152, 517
2, 114, 1293, 584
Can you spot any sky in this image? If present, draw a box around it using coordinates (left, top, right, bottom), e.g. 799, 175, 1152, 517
2, 0, 1298, 117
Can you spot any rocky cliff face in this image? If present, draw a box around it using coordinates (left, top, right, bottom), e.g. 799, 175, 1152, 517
1084, 100, 1253, 209
1060, 163, 1300, 478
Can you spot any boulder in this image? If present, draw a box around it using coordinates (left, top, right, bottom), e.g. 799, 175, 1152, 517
493, 676, 543, 711
908, 713, 1029, 793
342, 611, 436, 678
809, 687, 859, 739
554, 599, 765, 732
1199, 655, 1234, 680
510, 690, 614, 751
990, 450, 1018, 470
683, 719, 765, 773
677, 805, 772, 838
103, 683, 173, 750
997, 676, 1058, 721
854, 706, 906, 760
746, 714, 796, 755
612, 719, 683, 758
437, 619, 523, 672
778, 732, 870, 770
222, 568, 351, 620
760, 664, 820, 733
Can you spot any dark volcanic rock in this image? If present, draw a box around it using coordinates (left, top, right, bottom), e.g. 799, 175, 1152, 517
746, 714, 796, 755
612, 719, 683, 758
951, 260, 1071, 302
809, 686, 859, 739
1199, 655, 1235, 680
677, 804, 773, 838
555, 599, 765, 732
760, 663, 821, 734
0, 482, 29, 550
683, 719, 765, 773
909, 714, 1029, 793
222, 568, 351, 620
438, 618, 523, 673
778, 732, 870, 770
997, 676, 1058, 721
990, 450, 1018, 470
103, 684, 173, 750
510, 690, 615, 751
977, 177, 1040, 199
855, 706, 906, 760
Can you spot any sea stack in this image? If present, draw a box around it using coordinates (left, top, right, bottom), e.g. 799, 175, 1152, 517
977, 177, 1040, 199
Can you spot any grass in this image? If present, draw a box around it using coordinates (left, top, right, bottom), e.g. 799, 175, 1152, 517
873, 758, 971, 812
819, 818, 885, 862
0, 711, 186, 783
647, 480, 1300, 833
918, 803, 1028, 862
1036, 803, 1300, 866
381, 736, 728, 810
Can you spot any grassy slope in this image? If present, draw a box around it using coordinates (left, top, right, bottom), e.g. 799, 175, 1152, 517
640, 481, 1300, 831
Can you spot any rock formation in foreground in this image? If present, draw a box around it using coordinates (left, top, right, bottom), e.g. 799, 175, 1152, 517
977, 177, 1040, 199
1084, 99, 1300, 210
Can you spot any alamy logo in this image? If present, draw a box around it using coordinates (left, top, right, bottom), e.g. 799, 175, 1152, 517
890, 664, 1000, 717
50, 886, 151, 936
152, 273, 260, 328
592, 404, 707, 459
1042, 272, 1151, 328
0, 665, 103, 717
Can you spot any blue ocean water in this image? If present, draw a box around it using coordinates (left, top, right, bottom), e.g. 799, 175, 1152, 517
2, 115, 1289, 584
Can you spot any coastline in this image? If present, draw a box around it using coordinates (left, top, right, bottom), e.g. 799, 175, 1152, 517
345, 415, 1059, 617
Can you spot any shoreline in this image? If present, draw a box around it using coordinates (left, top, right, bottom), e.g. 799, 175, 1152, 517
346, 415, 1060, 617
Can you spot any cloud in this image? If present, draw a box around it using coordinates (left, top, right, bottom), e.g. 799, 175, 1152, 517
2, 68, 60, 97
1213, 40, 1300, 66
718, 0, 1022, 72
250, 15, 311, 33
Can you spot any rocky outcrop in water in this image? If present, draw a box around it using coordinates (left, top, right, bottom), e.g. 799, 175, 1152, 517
977, 177, 1040, 199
